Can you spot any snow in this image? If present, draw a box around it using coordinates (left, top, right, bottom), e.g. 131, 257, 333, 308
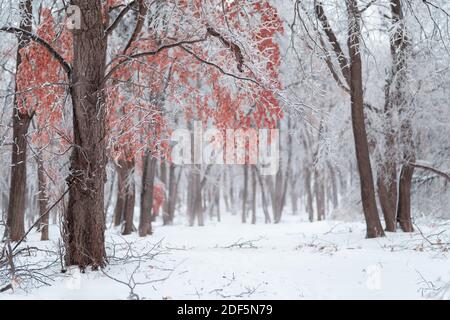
1, 214, 450, 300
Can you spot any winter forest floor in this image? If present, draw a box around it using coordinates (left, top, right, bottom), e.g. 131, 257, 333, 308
1, 213, 450, 300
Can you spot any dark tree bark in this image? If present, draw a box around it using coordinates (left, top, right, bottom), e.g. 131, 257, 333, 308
397, 163, 414, 232
5, 0, 33, 242
160, 160, 167, 184
64, 0, 108, 268
7, 114, 31, 242
377, 165, 397, 232
346, 0, 384, 238
139, 152, 156, 236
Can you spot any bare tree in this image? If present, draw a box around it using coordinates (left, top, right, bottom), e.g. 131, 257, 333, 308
345, 0, 384, 237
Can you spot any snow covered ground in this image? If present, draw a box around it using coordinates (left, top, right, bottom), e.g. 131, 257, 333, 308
1, 214, 450, 300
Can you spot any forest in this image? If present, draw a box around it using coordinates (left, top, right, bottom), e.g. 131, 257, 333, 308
0, 0, 449, 300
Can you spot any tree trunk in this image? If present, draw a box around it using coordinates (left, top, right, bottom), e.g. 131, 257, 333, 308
377, 164, 397, 232
64, 0, 108, 269
207, 189, 213, 219
121, 161, 135, 236
7, 114, 31, 242
160, 160, 167, 183
223, 172, 230, 212
105, 168, 116, 220
254, 166, 271, 223
378, 60, 398, 232
229, 173, 235, 214
290, 175, 299, 215
389, 0, 415, 233
397, 163, 414, 232
163, 162, 176, 225
229, 186, 235, 213
214, 187, 221, 222
376, 108, 397, 232
37, 154, 49, 241
328, 164, 339, 210
188, 166, 204, 226
5, 0, 33, 242
160, 160, 168, 222
113, 164, 126, 227
202, 191, 207, 218
346, 0, 384, 238
251, 166, 257, 224
242, 165, 248, 223
278, 116, 293, 220
139, 152, 156, 236
305, 167, 314, 222
271, 171, 283, 223
338, 168, 347, 194
314, 169, 325, 221
375, 0, 409, 233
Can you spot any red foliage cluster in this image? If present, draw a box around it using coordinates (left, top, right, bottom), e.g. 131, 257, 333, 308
16, 9, 72, 148
19, 1, 285, 168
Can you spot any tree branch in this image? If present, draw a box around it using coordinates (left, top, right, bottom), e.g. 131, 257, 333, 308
296, 1, 350, 93
421, 0, 450, 18
123, 0, 147, 53
102, 36, 208, 85
410, 162, 450, 182
314, 1, 351, 85
0, 27, 72, 76
180, 46, 259, 85
105, 0, 137, 37
359, 0, 377, 14
206, 26, 244, 72
103, 27, 255, 86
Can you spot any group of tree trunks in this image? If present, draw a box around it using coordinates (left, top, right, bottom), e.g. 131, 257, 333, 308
2, 0, 449, 271
313, 0, 417, 237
